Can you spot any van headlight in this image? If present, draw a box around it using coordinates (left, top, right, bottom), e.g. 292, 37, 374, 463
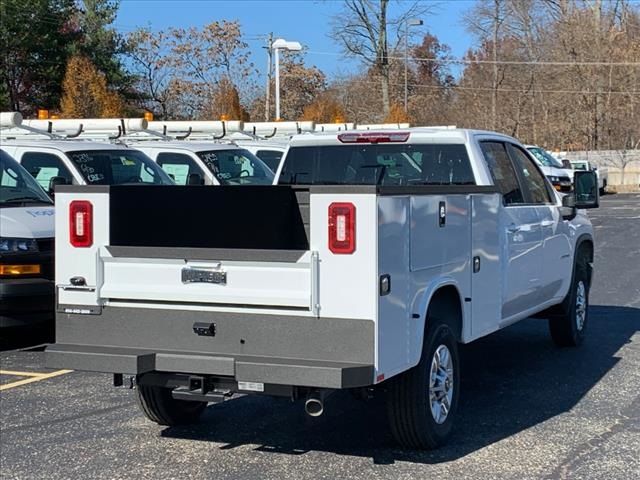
0, 238, 39, 252
548, 176, 560, 183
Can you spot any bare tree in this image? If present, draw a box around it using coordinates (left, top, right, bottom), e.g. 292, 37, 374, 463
331, 0, 430, 117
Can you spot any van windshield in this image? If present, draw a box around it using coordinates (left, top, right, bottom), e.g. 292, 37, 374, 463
196, 149, 274, 185
279, 144, 475, 186
67, 150, 174, 185
0, 150, 52, 206
527, 147, 564, 169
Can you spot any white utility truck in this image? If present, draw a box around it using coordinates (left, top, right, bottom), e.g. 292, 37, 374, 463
47, 128, 599, 449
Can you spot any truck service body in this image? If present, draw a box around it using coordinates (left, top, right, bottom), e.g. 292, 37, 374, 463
47, 128, 599, 449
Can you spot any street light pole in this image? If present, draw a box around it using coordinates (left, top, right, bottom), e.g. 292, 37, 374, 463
272, 38, 302, 121
275, 47, 281, 121
265, 32, 273, 121
404, 18, 423, 113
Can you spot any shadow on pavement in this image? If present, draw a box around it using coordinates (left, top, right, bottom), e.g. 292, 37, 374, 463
160, 304, 638, 464
0, 323, 54, 351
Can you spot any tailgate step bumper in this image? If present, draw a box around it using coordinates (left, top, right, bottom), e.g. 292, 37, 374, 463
46, 344, 374, 389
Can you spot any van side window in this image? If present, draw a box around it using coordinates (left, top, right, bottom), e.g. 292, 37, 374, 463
479, 141, 524, 205
21, 152, 74, 189
506, 144, 553, 204
156, 153, 202, 185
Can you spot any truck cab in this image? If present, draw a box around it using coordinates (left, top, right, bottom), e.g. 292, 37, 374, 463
0, 150, 55, 328
46, 128, 599, 450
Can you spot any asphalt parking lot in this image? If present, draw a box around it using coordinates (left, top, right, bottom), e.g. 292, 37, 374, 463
1, 193, 639, 480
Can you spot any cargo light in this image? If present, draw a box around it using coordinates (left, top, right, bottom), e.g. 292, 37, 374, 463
0, 264, 41, 276
328, 202, 356, 254
69, 200, 93, 248
337, 132, 410, 144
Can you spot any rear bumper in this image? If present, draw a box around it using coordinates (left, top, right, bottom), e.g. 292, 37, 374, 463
48, 306, 376, 389
0, 278, 54, 328
46, 344, 374, 389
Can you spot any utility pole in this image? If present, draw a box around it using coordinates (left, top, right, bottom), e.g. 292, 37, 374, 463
265, 32, 273, 122
404, 19, 423, 113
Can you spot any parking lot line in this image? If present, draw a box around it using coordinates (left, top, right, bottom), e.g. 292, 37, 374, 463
0, 369, 73, 391
0, 369, 48, 377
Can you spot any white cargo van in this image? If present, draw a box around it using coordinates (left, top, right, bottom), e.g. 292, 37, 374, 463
526, 145, 573, 192
0, 150, 55, 328
1, 140, 174, 192
231, 140, 288, 173
131, 142, 275, 186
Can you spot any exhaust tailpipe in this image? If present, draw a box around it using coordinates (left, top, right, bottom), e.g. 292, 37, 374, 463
305, 396, 324, 417
304, 390, 332, 417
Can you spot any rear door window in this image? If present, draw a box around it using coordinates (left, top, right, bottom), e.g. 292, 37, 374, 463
20, 152, 74, 189
479, 141, 524, 205
507, 144, 553, 204
279, 144, 475, 186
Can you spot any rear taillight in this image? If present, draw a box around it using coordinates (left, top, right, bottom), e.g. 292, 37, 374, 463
328, 202, 356, 254
69, 200, 93, 248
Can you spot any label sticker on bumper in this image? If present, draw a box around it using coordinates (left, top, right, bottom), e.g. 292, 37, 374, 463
238, 381, 264, 392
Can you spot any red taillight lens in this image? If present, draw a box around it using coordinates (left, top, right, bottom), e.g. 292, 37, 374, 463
69, 200, 93, 248
337, 132, 410, 143
328, 202, 356, 254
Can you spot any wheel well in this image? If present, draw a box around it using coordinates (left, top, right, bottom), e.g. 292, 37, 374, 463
426, 286, 463, 341
577, 239, 594, 284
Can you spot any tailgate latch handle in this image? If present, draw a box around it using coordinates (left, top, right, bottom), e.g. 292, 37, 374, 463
193, 322, 216, 337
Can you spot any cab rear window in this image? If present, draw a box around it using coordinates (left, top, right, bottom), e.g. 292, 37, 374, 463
279, 144, 475, 186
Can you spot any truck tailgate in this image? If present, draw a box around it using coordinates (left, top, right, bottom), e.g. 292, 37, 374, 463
99, 246, 315, 309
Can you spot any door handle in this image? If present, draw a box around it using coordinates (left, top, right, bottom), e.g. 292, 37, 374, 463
540, 220, 555, 227
507, 224, 521, 233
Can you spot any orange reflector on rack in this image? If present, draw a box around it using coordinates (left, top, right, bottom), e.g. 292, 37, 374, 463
0, 264, 41, 276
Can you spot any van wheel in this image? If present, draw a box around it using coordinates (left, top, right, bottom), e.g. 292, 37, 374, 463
549, 256, 590, 347
386, 321, 460, 449
136, 381, 207, 426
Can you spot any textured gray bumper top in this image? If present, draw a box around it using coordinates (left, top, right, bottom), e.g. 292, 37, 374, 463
46, 344, 374, 389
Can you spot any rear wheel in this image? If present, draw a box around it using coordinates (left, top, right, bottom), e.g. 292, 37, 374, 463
549, 256, 590, 347
136, 379, 207, 426
386, 320, 460, 449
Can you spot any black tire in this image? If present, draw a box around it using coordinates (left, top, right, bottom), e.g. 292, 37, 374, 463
136, 381, 207, 426
548, 256, 590, 347
386, 321, 460, 449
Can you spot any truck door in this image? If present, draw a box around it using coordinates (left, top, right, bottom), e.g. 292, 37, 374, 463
507, 144, 572, 303
479, 141, 543, 321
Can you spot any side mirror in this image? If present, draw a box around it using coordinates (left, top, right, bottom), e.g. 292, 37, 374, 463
560, 193, 576, 220
187, 173, 204, 185
48, 176, 68, 195
574, 170, 599, 209
561, 159, 572, 169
